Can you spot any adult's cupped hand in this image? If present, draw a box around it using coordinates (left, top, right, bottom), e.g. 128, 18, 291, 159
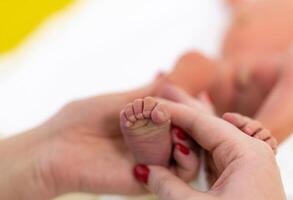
135, 85, 286, 200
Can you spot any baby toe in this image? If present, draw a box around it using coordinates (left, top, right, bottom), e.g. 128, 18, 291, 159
254, 129, 271, 141
151, 103, 170, 124
120, 110, 133, 128
223, 112, 248, 128
124, 103, 137, 122
143, 96, 157, 118
133, 99, 144, 120
265, 137, 278, 154
242, 120, 263, 136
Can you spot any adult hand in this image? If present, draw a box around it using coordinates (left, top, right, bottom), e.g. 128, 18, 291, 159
134, 97, 286, 200
0, 77, 201, 200
0, 80, 161, 199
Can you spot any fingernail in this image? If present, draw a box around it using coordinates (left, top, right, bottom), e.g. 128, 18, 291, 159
175, 143, 190, 155
173, 127, 188, 140
133, 164, 150, 184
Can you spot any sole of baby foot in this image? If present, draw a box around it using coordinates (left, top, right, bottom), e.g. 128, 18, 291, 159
120, 97, 172, 166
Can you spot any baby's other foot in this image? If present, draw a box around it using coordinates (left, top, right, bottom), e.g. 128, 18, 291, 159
120, 97, 172, 166
223, 112, 277, 153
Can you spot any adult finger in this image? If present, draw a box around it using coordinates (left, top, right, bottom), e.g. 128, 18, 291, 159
159, 84, 196, 106
171, 126, 195, 149
171, 143, 200, 182
134, 165, 207, 200
162, 100, 248, 152
157, 84, 243, 150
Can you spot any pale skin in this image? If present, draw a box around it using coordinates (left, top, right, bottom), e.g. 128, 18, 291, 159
120, 96, 200, 181
168, 51, 293, 144
120, 83, 278, 190
0, 79, 200, 199
167, 0, 293, 144
120, 97, 172, 167
157, 84, 278, 185
0, 81, 286, 199
223, 112, 277, 153
118, 1, 293, 180
222, 0, 293, 142
207, 112, 278, 184
160, 84, 278, 152
135, 99, 286, 200
0, 80, 163, 199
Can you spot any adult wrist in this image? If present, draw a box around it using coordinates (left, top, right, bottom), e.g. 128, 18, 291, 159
0, 126, 57, 199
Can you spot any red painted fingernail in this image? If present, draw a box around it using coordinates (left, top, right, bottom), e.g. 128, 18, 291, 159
175, 143, 190, 155
133, 164, 150, 184
173, 127, 188, 140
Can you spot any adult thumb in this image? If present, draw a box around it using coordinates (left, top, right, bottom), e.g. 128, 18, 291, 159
133, 164, 207, 200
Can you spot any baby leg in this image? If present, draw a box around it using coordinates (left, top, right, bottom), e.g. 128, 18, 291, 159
120, 97, 172, 166
223, 0, 293, 61
167, 51, 217, 97
223, 112, 277, 153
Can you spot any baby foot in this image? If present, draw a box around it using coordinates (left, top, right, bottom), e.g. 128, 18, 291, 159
223, 112, 277, 153
120, 97, 172, 166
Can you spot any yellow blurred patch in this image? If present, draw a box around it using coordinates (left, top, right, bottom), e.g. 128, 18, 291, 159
0, 0, 75, 54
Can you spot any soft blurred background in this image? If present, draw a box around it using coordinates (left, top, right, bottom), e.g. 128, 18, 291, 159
0, 0, 292, 199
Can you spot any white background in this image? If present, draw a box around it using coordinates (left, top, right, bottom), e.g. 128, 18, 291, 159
0, 0, 292, 198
